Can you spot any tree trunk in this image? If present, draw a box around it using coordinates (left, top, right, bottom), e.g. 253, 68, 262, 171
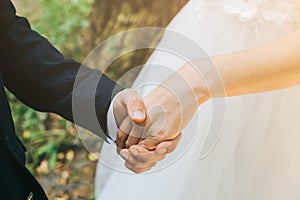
87, 0, 188, 86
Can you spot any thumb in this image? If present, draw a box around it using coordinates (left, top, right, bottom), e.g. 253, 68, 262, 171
127, 91, 147, 123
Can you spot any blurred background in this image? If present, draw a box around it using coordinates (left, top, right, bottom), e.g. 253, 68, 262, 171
10, 0, 188, 199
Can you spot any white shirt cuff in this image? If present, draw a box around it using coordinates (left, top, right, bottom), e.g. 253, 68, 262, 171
106, 94, 119, 144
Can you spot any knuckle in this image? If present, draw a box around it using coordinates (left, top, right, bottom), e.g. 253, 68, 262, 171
127, 161, 138, 168
138, 156, 148, 164
117, 131, 127, 139
125, 141, 132, 148
125, 162, 135, 170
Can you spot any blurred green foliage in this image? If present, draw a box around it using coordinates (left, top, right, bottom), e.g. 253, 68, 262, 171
9, 0, 92, 173
30, 0, 92, 60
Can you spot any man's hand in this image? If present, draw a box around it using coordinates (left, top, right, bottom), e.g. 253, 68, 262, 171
112, 89, 147, 152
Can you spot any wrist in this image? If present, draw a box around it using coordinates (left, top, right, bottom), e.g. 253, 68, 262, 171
179, 63, 210, 106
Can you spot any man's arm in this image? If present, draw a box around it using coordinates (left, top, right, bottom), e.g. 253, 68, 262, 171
0, 1, 182, 173
0, 0, 123, 138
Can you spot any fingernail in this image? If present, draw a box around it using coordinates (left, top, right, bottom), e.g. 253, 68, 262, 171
130, 148, 139, 157
120, 151, 129, 160
133, 110, 145, 120
157, 148, 168, 155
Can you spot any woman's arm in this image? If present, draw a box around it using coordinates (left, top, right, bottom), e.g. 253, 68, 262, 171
118, 29, 300, 172
191, 29, 300, 101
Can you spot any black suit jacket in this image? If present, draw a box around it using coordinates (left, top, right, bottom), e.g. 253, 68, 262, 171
0, 0, 123, 199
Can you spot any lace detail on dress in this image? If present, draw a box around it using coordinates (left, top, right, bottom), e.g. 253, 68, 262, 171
196, 0, 300, 33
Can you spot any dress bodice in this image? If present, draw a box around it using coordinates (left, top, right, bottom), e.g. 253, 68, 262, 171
195, 0, 300, 33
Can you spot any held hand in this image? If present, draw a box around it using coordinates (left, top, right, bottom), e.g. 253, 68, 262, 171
119, 133, 182, 174
114, 89, 184, 173
116, 79, 198, 174
113, 89, 147, 151
116, 63, 209, 173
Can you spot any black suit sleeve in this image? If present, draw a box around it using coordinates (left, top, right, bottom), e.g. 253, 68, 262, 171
0, 0, 124, 139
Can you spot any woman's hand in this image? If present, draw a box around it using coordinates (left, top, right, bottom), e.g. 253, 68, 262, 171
119, 63, 209, 148
116, 63, 210, 172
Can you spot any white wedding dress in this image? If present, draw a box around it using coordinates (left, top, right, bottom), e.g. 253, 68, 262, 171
95, 0, 300, 199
